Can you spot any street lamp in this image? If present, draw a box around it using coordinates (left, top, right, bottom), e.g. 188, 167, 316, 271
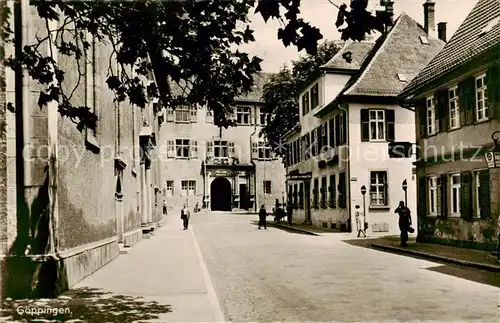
484, 131, 500, 169
402, 179, 408, 207
361, 185, 367, 226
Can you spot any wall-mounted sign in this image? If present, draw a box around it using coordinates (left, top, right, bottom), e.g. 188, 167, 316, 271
287, 173, 312, 181
209, 169, 234, 177
484, 151, 500, 168
350, 177, 358, 181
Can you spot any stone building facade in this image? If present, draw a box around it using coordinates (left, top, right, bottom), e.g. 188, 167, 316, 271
160, 74, 286, 214
1, 2, 164, 299
399, 0, 500, 250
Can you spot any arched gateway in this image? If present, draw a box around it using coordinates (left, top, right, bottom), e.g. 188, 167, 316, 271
210, 177, 232, 211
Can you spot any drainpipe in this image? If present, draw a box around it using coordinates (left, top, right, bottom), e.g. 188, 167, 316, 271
250, 123, 257, 212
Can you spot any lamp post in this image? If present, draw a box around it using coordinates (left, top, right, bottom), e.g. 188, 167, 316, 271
402, 179, 408, 207
361, 185, 367, 227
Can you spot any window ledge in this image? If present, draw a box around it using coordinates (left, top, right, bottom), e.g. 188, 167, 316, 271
475, 118, 489, 125
369, 205, 391, 210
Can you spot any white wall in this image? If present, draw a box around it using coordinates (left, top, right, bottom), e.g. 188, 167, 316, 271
348, 103, 417, 235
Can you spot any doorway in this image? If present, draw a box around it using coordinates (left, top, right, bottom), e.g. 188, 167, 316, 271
304, 180, 311, 223
239, 184, 248, 210
115, 172, 124, 243
211, 177, 232, 211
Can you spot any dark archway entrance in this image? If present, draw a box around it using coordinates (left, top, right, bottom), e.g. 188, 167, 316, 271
211, 177, 232, 211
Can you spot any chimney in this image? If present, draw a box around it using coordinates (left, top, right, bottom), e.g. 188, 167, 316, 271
385, 0, 394, 16
438, 22, 447, 42
423, 0, 436, 37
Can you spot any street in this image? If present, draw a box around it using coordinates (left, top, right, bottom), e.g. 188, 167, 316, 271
1, 211, 499, 322
195, 212, 498, 322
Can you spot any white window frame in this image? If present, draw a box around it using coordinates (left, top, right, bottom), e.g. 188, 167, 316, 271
428, 176, 438, 216
426, 96, 436, 135
448, 86, 460, 129
450, 173, 461, 217
181, 180, 196, 196
236, 106, 251, 125
213, 140, 230, 158
474, 170, 488, 218
175, 105, 190, 123
369, 110, 386, 141
166, 181, 173, 196
369, 171, 388, 206
258, 142, 271, 160
475, 73, 488, 122
206, 110, 214, 123
259, 111, 267, 126
338, 113, 345, 144
263, 180, 272, 195
175, 139, 191, 159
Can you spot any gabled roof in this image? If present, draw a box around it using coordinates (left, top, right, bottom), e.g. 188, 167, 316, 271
321, 41, 375, 71
343, 13, 445, 97
401, 0, 500, 96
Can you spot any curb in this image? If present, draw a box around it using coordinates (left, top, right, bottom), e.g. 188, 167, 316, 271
266, 222, 320, 236
371, 243, 500, 272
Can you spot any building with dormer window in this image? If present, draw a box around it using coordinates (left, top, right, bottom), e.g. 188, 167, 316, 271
285, 2, 445, 234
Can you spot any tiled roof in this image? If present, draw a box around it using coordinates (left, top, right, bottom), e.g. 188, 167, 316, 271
343, 13, 445, 97
401, 0, 500, 96
168, 72, 274, 103
321, 41, 375, 71
235, 72, 275, 103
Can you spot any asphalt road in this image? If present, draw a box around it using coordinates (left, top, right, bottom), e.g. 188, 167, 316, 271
193, 212, 499, 322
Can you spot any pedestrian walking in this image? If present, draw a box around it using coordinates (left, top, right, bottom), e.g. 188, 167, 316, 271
181, 204, 190, 230
355, 205, 366, 237
395, 201, 412, 246
163, 200, 168, 215
286, 203, 293, 224
258, 204, 267, 230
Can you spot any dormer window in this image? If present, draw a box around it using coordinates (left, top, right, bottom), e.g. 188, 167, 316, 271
302, 92, 310, 116
310, 83, 319, 109
419, 36, 429, 44
480, 17, 500, 36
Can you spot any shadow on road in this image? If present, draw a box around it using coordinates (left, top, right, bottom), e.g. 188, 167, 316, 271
249, 221, 311, 235
0, 287, 172, 323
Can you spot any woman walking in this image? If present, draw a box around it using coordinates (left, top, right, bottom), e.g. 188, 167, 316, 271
355, 205, 366, 237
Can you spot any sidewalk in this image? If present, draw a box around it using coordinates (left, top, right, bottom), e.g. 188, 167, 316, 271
0, 216, 225, 322
346, 236, 500, 272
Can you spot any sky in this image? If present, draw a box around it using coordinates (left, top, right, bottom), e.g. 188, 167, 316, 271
241, 0, 478, 72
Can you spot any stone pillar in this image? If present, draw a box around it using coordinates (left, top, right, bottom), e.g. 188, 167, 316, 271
140, 161, 148, 228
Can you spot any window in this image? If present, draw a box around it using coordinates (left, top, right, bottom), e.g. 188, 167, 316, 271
338, 172, 346, 208
259, 111, 267, 125
329, 174, 336, 208
176, 139, 191, 158
302, 92, 310, 115
214, 140, 229, 158
206, 110, 213, 123
426, 96, 436, 135
310, 83, 319, 109
320, 176, 327, 208
475, 74, 488, 121
369, 110, 385, 140
263, 181, 272, 195
428, 176, 438, 215
450, 173, 461, 216
312, 178, 319, 209
448, 86, 460, 129
298, 183, 304, 209
236, 106, 251, 125
328, 118, 335, 148
190, 106, 198, 122
258, 142, 272, 160
175, 105, 190, 122
370, 171, 388, 206
166, 181, 173, 196
181, 180, 196, 196
475, 172, 481, 218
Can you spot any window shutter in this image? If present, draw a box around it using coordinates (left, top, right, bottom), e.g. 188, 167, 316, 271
190, 106, 197, 123
206, 141, 214, 158
360, 109, 369, 141
341, 111, 347, 145
460, 171, 473, 220
416, 99, 427, 139
335, 114, 340, 146
437, 90, 449, 132
486, 63, 500, 119
385, 109, 395, 142
417, 177, 427, 217
301, 95, 306, 116
436, 177, 442, 215
251, 142, 258, 159
191, 140, 198, 159
229, 142, 235, 157
479, 170, 491, 218
458, 77, 475, 125
329, 119, 335, 148
167, 140, 175, 158
440, 174, 448, 217
205, 110, 214, 123
166, 107, 174, 122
